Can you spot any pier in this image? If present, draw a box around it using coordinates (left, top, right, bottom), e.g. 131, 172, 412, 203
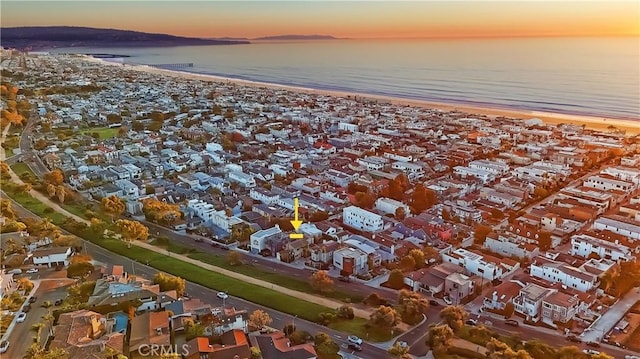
148, 63, 194, 69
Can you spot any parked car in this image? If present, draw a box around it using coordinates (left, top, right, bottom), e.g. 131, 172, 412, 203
216, 292, 229, 300
23, 304, 31, 313
55, 299, 63, 306
347, 335, 363, 345
429, 299, 440, 306
505, 319, 519, 327
26, 268, 39, 274
583, 349, 600, 355
625, 355, 640, 359
28, 296, 37, 304
443, 296, 452, 305
586, 341, 601, 348
16, 312, 27, 323
566, 335, 582, 343
7, 269, 22, 275
466, 319, 478, 326
347, 343, 362, 351
0, 340, 8, 354
338, 276, 351, 282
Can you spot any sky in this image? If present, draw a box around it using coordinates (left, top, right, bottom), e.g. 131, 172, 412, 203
1, 1, 639, 39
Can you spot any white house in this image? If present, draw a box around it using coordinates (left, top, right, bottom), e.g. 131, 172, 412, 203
583, 175, 635, 193
530, 256, 598, 292
468, 160, 510, 176
592, 215, 640, 240
356, 156, 388, 171
229, 171, 256, 188
375, 197, 410, 217
343, 206, 383, 232
249, 187, 279, 205
32, 247, 72, 267
484, 232, 540, 260
333, 247, 368, 275
250, 225, 283, 254
570, 233, 633, 261
114, 179, 139, 200
454, 166, 494, 184
441, 248, 505, 281
512, 283, 555, 322
391, 161, 425, 179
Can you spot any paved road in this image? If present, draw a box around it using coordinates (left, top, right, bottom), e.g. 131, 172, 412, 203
3, 280, 72, 359
582, 287, 640, 344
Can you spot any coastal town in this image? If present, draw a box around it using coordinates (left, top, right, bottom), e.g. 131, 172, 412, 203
1, 51, 639, 359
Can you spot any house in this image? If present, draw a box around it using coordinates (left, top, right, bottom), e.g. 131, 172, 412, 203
229, 171, 256, 188
530, 256, 598, 292
375, 197, 410, 217
484, 232, 540, 260
0, 271, 15, 300
512, 283, 555, 322
32, 246, 72, 268
483, 280, 523, 311
114, 179, 140, 200
250, 332, 317, 359
50, 310, 125, 359
88, 277, 160, 312
444, 272, 475, 305
570, 233, 634, 261
309, 241, 340, 269
184, 330, 251, 359
441, 248, 505, 281
404, 262, 462, 294
129, 311, 171, 359
343, 206, 383, 232
583, 175, 635, 193
333, 247, 368, 276
250, 187, 279, 205
250, 225, 284, 254
541, 291, 580, 324
592, 215, 640, 240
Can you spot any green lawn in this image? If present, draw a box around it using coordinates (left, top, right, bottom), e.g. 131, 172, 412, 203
79, 127, 119, 140
328, 318, 401, 342
0, 181, 67, 224
10, 162, 36, 178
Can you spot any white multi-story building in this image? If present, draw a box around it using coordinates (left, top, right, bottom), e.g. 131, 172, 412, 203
249, 187, 279, 205
375, 197, 410, 217
530, 256, 598, 292
570, 233, 634, 261
484, 232, 540, 260
384, 152, 413, 162
468, 160, 510, 176
441, 248, 505, 280
250, 225, 283, 254
338, 122, 359, 132
32, 247, 72, 267
356, 156, 388, 171
583, 175, 635, 193
593, 215, 640, 240
601, 166, 640, 184
453, 166, 494, 184
228, 171, 256, 188
343, 206, 383, 232
512, 283, 555, 322
391, 161, 425, 179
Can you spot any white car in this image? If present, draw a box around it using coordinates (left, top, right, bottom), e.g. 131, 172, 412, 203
16, 312, 27, 323
0, 340, 8, 353
443, 296, 453, 305
26, 268, 39, 274
583, 349, 600, 355
347, 335, 363, 345
216, 292, 228, 300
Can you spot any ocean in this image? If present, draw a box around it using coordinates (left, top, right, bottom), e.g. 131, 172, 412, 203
51, 37, 640, 120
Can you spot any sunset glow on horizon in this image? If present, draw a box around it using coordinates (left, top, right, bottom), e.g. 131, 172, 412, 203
1, 1, 639, 39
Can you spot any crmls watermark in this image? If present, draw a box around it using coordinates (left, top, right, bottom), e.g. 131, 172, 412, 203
137, 344, 190, 357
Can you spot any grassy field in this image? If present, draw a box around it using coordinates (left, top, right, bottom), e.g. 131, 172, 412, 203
79, 127, 119, 140
0, 181, 67, 224
96, 238, 334, 323
10, 162, 36, 178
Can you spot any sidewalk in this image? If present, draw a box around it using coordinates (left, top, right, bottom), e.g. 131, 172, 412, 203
1, 280, 40, 341
133, 240, 375, 319
582, 287, 640, 343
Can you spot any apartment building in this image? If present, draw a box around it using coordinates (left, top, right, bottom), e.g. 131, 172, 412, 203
530, 256, 598, 292
343, 205, 383, 232
442, 248, 505, 281
375, 197, 411, 216
593, 215, 640, 240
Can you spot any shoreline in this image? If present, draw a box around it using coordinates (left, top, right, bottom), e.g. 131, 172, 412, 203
86, 56, 640, 134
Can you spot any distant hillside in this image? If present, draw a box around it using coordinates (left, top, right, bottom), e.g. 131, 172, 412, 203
252, 34, 341, 41
0, 26, 250, 50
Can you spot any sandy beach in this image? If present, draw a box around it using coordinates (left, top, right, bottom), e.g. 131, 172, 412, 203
87, 56, 640, 135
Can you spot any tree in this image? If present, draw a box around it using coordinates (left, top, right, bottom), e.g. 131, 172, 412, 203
486, 337, 532, 359
439, 305, 469, 332
555, 346, 584, 359
474, 224, 492, 245
387, 269, 405, 289
200, 312, 222, 335
523, 340, 556, 359
537, 231, 552, 251
336, 305, 355, 320
387, 341, 411, 359
314, 332, 340, 359
250, 347, 262, 359
248, 310, 272, 330
102, 195, 125, 221
184, 318, 205, 340
16, 277, 34, 292
411, 184, 437, 213
153, 272, 186, 297
398, 289, 429, 324
399, 255, 416, 272
369, 305, 399, 333
395, 207, 406, 220
408, 249, 425, 269
283, 324, 296, 336
44, 169, 64, 186
227, 251, 243, 266
590, 353, 614, 359
311, 270, 334, 293
89, 218, 106, 236
67, 261, 94, 278
354, 191, 376, 209
46, 183, 57, 198
114, 219, 149, 246
427, 324, 453, 351
141, 198, 181, 225
503, 302, 515, 318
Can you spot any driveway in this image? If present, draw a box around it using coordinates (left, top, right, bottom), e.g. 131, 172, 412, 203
581, 287, 640, 343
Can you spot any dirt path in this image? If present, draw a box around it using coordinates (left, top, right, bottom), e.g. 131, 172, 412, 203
133, 240, 381, 320
0, 123, 11, 161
